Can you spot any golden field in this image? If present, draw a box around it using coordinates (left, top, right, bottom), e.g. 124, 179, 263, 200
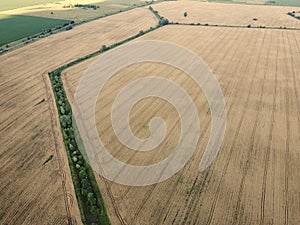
1, 0, 299, 224
0, 8, 157, 224
153, 1, 300, 28
63, 23, 300, 224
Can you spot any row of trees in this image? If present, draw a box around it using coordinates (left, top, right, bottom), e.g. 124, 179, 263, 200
49, 71, 110, 225
74, 4, 100, 10
149, 6, 169, 26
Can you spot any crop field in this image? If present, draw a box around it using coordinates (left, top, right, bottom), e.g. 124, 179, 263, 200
1, 0, 151, 22
0, 0, 56, 11
63, 10, 300, 225
195, 0, 300, 7
0, 8, 157, 225
0, 14, 70, 46
153, 1, 300, 28
1, 0, 300, 225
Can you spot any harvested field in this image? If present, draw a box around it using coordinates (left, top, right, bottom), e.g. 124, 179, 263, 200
153, 1, 300, 28
0, 8, 157, 225
63, 25, 300, 225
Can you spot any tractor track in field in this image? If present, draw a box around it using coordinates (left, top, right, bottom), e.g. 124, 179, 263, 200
180, 26, 258, 225
259, 28, 279, 225
119, 27, 234, 225
192, 26, 258, 225
282, 31, 290, 225
204, 29, 268, 225
234, 28, 272, 225
179, 26, 249, 225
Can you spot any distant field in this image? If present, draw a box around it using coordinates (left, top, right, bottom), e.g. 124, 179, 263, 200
0, 0, 149, 46
0, 0, 56, 11
22, 0, 148, 21
1, 0, 149, 21
153, 1, 300, 28
265, 0, 300, 7
195, 0, 300, 7
0, 14, 70, 46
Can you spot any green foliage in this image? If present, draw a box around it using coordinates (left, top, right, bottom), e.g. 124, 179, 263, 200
90, 206, 101, 216
159, 18, 169, 26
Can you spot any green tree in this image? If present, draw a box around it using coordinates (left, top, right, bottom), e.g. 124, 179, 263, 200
87, 192, 97, 205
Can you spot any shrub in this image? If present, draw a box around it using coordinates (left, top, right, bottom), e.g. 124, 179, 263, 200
184, 12, 188, 17
87, 192, 97, 205
81, 178, 91, 189
69, 144, 75, 151
75, 164, 81, 169
159, 18, 169, 26
101, 45, 107, 51
90, 206, 101, 216
60, 115, 71, 128
79, 169, 88, 179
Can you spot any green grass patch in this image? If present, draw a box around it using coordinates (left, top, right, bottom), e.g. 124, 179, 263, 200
0, 14, 70, 46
